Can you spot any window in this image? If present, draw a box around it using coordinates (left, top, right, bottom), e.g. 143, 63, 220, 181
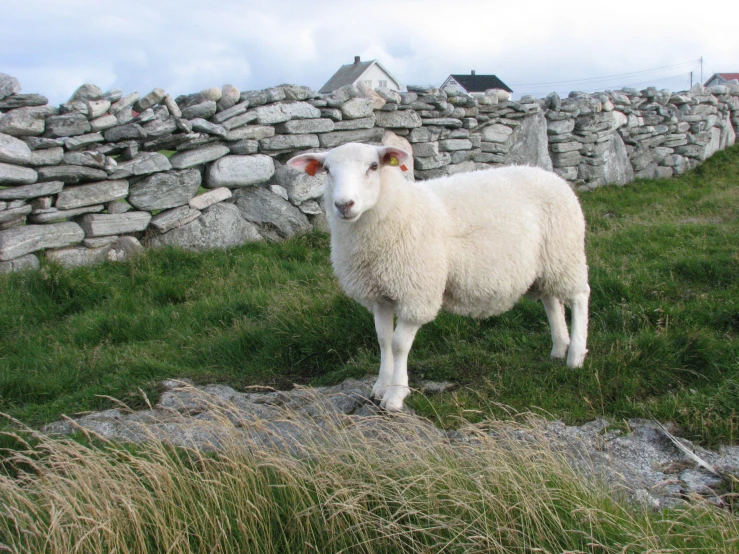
379, 80, 388, 88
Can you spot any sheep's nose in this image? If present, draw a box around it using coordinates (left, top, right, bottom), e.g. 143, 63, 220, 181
335, 200, 355, 214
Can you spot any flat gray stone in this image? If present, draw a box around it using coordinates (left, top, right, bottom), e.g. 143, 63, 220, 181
318, 128, 384, 148
226, 125, 274, 141
103, 123, 146, 142
86, 100, 111, 119
221, 112, 259, 131
333, 115, 376, 130
46, 113, 91, 138
24, 137, 64, 150
63, 151, 106, 169
0, 253, 39, 273
181, 101, 217, 120
421, 118, 462, 128
150, 205, 202, 233
0, 161, 37, 185
374, 110, 423, 129
36, 165, 108, 184
29, 147, 64, 166
79, 212, 152, 237
56, 179, 128, 210
0, 204, 31, 226
149, 202, 261, 250
189, 187, 232, 210
275, 118, 335, 134
0, 180, 63, 200
64, 133, 105, 151
212, 101, 248, 124
46, 245, 110, 268
128, 168, 201, 211
259, 134, 320, 151
205, 155, 275, 188
228, 139, 259, 155
0, 132, 32, 165
190, 118, 227, 138
142, 117, 177, 138
30, 205, 105, 224
169, 144, 230, 169
254, 102, 321, 125
233, 186, 311, 240
0, 106, 52, 136
109, 152, 172, 179
0, 222, 84, 261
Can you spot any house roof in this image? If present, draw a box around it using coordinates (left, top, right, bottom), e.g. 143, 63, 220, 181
319, 58, 401, 93
705, 72, 739, 85
448, 74, 512, 93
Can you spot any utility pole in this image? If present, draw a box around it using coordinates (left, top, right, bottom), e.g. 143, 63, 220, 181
700, 56, 703, 85
690, 71, 693, 88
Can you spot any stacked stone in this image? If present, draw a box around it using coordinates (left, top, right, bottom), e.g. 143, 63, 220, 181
545, 84, 739, 190
1, 70, 738, 273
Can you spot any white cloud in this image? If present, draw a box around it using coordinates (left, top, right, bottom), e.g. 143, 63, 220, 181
1, 0, 737, 105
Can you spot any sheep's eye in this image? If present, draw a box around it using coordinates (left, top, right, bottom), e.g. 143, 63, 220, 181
324, 166, 331, 175
369, 162, 378, 171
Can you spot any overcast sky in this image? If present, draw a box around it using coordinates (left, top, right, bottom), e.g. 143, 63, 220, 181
2, 0, 737, 106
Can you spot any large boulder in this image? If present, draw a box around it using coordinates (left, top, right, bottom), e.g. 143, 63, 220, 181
505, 111, 553, 171
206, 155, 275, 188
148, 202, 261, 251
128, 169, 201, 211
0, 132, 32, 165
233, 187, 311, 240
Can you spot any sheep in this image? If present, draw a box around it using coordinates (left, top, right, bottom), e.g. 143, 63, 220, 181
287, 143, 589, 412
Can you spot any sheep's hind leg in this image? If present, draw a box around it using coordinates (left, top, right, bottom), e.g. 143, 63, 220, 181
566, 286, 590, 368
541, 295, 570, 360
381, 318, 421, 412
371, 303, 395, 400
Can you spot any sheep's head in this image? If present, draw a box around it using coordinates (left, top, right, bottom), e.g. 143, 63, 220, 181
287, 143, 410, 222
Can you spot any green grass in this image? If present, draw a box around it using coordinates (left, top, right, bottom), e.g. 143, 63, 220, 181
1, 145, 738, 447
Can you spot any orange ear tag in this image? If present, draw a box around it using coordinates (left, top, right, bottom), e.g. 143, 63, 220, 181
305, 159, 320, 177
400, 164, 408, 172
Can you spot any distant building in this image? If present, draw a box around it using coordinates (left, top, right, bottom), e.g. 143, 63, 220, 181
319, 56, 402, 94
704, 73, 739, 87
441, 71, 513, 100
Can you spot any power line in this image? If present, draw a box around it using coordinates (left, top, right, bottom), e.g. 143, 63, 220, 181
510, 59, 701, 88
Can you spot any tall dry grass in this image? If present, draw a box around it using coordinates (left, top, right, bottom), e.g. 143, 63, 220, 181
1, 397, 736, 553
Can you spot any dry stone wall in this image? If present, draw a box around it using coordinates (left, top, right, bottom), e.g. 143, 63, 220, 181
1, 72, 737, 272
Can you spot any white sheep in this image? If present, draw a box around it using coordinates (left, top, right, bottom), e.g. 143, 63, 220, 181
288, 143, 589, 411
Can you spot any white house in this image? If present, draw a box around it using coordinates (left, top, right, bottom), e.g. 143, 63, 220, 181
319, 56, 402, 93
704, 73, 739, 87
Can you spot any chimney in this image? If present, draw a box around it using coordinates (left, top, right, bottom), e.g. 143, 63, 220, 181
471, 70, 476, 76
354, 56, 361, 64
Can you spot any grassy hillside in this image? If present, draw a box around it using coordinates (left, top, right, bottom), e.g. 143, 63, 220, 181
1, 145, 738, 446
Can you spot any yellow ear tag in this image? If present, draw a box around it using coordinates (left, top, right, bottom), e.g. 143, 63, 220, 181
389, 157, 399, 166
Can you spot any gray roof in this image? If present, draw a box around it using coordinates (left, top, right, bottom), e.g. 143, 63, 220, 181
319, 59, 400, 93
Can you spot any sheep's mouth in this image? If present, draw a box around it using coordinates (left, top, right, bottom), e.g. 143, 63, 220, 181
336, 211, 360, 222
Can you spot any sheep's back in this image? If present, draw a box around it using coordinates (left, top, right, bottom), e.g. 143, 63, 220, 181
424, 166, 586, 317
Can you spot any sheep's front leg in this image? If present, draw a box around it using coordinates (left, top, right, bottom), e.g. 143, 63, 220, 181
380, 318, 421, 412
371, 302, 395, 400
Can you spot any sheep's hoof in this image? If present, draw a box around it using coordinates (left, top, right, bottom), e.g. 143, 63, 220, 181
566, 349, 587, 368
380, 387, 410, 412
372, 381, 389, 400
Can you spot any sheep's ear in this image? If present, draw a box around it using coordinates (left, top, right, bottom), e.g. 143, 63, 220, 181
287, 153, 327, 176
378, 147, 410, 172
